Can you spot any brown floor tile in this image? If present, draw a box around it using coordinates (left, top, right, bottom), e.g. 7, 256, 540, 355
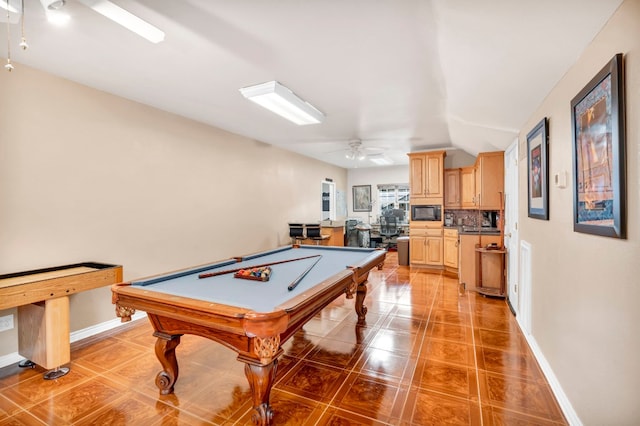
478, 371, 566, 423
0, 396, 21, 421
333, 373, 400, 422
425, 321, 473, 345
276, 362, 347, 403
1, 363, 95, 409
474, 328, 530, 352
369, 329, 421, 358
475, 345, 545, 382
401, 387, 482, 425
237, 390, 326, 425
317, 406, 389, 425
0, 410, 47, 425
419, 339, 475, 367
304, 338, 362, 370
26, 375, 127, 424
413, 359, 479, 400
354, 347, 410, 383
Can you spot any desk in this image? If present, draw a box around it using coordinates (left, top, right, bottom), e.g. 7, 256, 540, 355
0, 262, 123, 379
112, 245, 385, 425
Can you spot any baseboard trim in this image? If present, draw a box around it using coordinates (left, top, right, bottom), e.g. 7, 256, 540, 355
69, 311, 147, 343
516, 317, 582, 426
0, 312, 147, 369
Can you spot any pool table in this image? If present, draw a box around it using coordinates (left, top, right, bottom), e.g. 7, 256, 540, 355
112, 245, 385, 425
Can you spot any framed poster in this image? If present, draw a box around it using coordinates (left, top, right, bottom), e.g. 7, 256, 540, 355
352, 185, 372, 212
570, 53, 626, 239
527, 118, 549, 220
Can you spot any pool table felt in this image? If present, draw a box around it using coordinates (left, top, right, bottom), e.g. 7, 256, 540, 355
130, 246, 380, 313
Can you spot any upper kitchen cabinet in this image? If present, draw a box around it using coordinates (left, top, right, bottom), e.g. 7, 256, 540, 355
475, 151, 504, 210
444, 168, 461, 209
460, 166, 477, 209
408, 151, 445, 202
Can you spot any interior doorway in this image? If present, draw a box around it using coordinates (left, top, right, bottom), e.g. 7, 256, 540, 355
322, 180, 336, 221
504, 139, 519, 315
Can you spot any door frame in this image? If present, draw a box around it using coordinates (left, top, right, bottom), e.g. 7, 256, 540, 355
504, 139, 519, 316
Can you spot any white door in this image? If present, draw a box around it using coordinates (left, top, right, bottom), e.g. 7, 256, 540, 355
504, 140, 519, 315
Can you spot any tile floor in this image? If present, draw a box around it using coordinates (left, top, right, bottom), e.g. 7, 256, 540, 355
0, 252, 567, 425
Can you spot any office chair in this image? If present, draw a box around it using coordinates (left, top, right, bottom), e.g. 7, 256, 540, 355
288, 223, 305, 244
304, 223, 329, 245
380, 215, 400, 249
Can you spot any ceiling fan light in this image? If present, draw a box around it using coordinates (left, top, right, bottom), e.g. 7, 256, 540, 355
44, 9, 70, 25
239, 81, 324, 126
47, 0, 66, 10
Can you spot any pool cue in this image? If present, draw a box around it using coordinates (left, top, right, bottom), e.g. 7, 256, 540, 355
198, 254, 322, 279
288, 255, 322, 291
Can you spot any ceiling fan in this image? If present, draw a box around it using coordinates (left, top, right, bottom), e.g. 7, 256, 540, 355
326, 139, 390, 163
1, 0, 164, 43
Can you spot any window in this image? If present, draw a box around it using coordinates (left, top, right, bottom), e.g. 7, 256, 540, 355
377, 184, 409, 222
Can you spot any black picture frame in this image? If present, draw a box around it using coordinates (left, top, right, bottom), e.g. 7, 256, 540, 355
352, 185, 372, 212
527, 117, 549, 220
570, 53, 626, 239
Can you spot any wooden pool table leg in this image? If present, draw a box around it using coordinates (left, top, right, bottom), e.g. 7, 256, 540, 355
356, 280, 368, 322
153, 332, 181, 395
240, 356, 278, 426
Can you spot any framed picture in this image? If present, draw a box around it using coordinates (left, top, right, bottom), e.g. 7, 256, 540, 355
570, 53, 626, 239
352, 185, 372, 212
527, 118, 549, 220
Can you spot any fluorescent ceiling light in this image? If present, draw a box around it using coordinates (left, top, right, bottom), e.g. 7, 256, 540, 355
239, 81, 324, 125
78, 0, 165, 43
0, 1, 19, 14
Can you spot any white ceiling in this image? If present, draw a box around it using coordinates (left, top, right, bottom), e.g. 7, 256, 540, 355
1, 0, 623, 168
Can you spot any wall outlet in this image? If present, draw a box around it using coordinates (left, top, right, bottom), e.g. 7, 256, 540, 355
0, 314, 14, 332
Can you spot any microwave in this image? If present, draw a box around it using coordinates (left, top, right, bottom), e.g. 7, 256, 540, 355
411, 204, 442, 221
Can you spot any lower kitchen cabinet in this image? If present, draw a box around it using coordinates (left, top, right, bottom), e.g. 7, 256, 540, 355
459, 233, 501, 291
443, 228, 459, 270
410, 228, 443, 267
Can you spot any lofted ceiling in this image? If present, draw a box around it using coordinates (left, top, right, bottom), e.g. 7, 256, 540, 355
0, 0, 623, 168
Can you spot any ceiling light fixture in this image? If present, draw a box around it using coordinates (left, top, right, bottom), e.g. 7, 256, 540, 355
78, 0, 165, 43
39, 0, 70, 25
0, 0, 18, 14
239, 81, 325, 125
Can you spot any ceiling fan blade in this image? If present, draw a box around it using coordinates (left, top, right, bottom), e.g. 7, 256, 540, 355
77, 0, 165, 43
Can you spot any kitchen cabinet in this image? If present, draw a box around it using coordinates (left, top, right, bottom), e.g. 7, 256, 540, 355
444, 168, 461, 209
443, 228, 459, 269
408, 151, 445, 201
409, 227, 443, 267
475, 151, 504, 210
459, 233, 502, 291
460, 166, 476, 209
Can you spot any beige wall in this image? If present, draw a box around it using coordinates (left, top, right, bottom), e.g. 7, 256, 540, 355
518, 0, 639, 423
0, 65, 346, 356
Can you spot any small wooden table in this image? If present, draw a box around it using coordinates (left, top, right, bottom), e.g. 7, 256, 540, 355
0, 262, 123, 379
475, 247, 507, 298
